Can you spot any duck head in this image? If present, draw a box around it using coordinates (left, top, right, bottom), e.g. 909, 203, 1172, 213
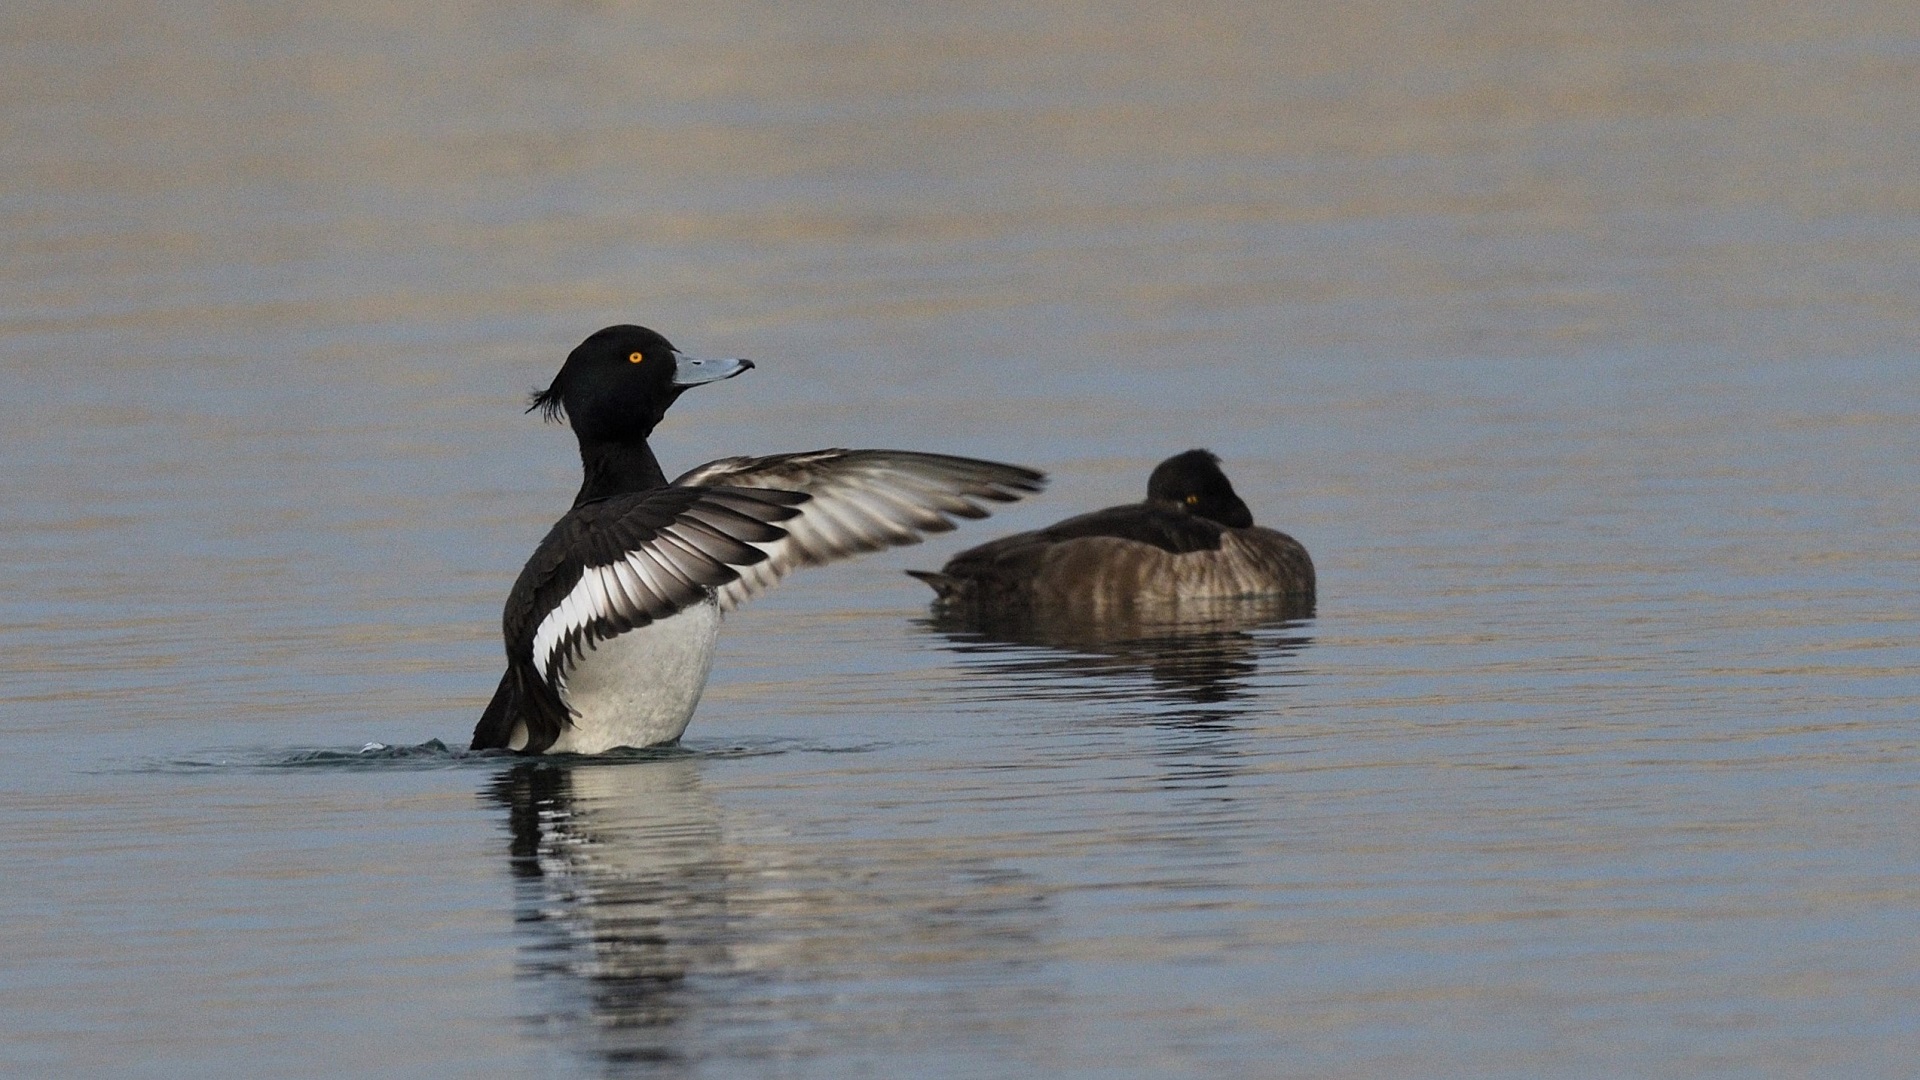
1147, 449, 1253, 528
530, 325, 753, 443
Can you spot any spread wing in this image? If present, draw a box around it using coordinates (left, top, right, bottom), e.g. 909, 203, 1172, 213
506, 486, 807, 692
671, 449, 1046, 611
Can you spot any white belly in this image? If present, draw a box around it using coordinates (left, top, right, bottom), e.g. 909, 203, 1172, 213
545, 600, 722, 754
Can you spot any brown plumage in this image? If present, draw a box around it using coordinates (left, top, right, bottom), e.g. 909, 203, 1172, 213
909, 449, 1314, 619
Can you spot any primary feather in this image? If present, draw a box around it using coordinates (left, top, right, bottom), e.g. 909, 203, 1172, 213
673, 450, 1046, 610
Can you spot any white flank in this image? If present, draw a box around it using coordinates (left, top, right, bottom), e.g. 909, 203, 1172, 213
546, 600, 722, 753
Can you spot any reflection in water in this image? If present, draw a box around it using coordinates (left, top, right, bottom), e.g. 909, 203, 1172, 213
489, 757, 1059, 1072
918, 596, 1314, 710
494, 759, 724, 1062
919, 598, 1314, 799
917, 599, 1316, 846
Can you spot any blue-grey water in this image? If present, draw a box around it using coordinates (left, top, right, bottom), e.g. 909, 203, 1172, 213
5, 2, 1919, 1076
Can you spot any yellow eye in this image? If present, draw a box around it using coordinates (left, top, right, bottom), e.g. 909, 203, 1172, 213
629, 352, 645, 364
1185, 494, 1199, 505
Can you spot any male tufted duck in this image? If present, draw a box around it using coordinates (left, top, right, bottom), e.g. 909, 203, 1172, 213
470, 325, 1045, 754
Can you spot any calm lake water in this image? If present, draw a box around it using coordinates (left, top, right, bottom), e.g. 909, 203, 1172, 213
5, 2, 1919, 1076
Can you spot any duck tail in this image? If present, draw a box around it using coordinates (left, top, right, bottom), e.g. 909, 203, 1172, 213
905, 569, 963, 601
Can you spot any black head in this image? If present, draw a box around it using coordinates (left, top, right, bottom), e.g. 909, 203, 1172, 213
529, 325, 752, 443
1146, 449, 1253, 528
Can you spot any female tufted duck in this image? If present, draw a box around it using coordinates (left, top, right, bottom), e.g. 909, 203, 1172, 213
907, 449, 1311, 616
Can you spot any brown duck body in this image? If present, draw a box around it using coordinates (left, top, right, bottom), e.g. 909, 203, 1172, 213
909, 452, 1314, 618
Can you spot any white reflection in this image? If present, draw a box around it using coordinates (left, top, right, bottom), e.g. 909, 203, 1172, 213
488, 756, 1059, 1070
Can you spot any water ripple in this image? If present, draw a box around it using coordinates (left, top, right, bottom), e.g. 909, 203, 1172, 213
117, 736, 888, 774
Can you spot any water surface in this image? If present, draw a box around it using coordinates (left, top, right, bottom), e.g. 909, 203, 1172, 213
4, 2, 1919, 1076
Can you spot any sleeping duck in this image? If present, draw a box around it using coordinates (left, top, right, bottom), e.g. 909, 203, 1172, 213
470, 325, 1045, 755
907, 449, 1312, 616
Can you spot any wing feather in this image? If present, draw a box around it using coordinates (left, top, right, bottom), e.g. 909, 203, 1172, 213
670, 449, 1045, 611
680, 500, 796, 542
512, 485, 806, 693
633, 543, 706, 606
621, 549, 683, 610
669, 517, 767, 564
604, 558, 645, 612
512, 453, 1038, 709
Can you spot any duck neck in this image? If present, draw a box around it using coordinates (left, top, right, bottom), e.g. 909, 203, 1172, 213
574, 438, 668, 505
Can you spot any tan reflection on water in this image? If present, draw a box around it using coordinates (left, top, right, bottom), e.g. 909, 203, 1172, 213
491, 758, 1057, 1066
7, 0, 1917, 365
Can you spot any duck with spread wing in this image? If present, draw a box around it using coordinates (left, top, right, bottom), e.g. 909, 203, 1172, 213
471, 325, 1045, 754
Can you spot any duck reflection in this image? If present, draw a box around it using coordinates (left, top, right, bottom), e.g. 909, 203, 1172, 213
488, 755, 1058, 1071
917, 595, 1314, 709
916, 598, 1314, 833
493, 756, 727, 1059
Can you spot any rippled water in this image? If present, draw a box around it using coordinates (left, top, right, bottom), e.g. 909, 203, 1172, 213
5, 2, 1919, 1076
